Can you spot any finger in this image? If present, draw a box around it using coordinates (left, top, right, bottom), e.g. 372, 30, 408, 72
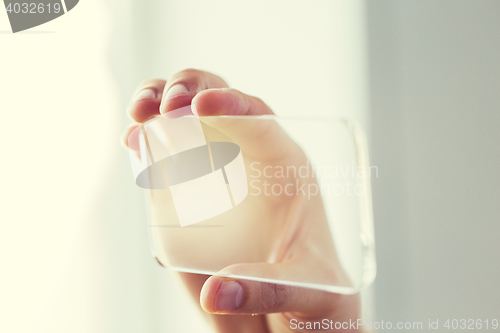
200, 262, 352, 316
127, 79, 166, 123
176, 272, 269, 333
192, 88, 302, 161
120, 123, 139, 149
160, 68, 228, 114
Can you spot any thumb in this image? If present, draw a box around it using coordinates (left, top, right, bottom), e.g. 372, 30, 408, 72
199, 262, 350, 316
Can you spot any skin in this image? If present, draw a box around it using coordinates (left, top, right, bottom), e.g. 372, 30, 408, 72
122, 69, 363, 332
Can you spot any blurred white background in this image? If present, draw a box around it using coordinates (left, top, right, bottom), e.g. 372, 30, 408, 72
1, 1, 499, 333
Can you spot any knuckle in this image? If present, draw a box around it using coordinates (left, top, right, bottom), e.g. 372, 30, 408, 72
171, 69, 227, 89
138, 78, 165, 89
263, 283, 291, 312
178, 68, 203, 76
172, 68, 205, 84
251, 96, 265, 105
167, 69, 204, 89
224, 88, 243, 97
249, 95, 271, 113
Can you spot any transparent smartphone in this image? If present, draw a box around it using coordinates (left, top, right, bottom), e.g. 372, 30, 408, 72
128, 108, 375, 295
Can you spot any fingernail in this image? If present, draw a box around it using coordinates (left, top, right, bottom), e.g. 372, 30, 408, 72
165, 84, 189, 100
155, 257, 165, 268
215, 280, 244, 312
133, 88, 156, 102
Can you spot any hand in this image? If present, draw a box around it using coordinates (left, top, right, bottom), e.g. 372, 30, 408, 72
122, 69, 362, 332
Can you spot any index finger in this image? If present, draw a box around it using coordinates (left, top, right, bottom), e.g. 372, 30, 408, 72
127, 78, 166, 123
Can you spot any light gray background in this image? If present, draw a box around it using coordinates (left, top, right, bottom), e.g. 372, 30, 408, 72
368, 0, 500, 327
